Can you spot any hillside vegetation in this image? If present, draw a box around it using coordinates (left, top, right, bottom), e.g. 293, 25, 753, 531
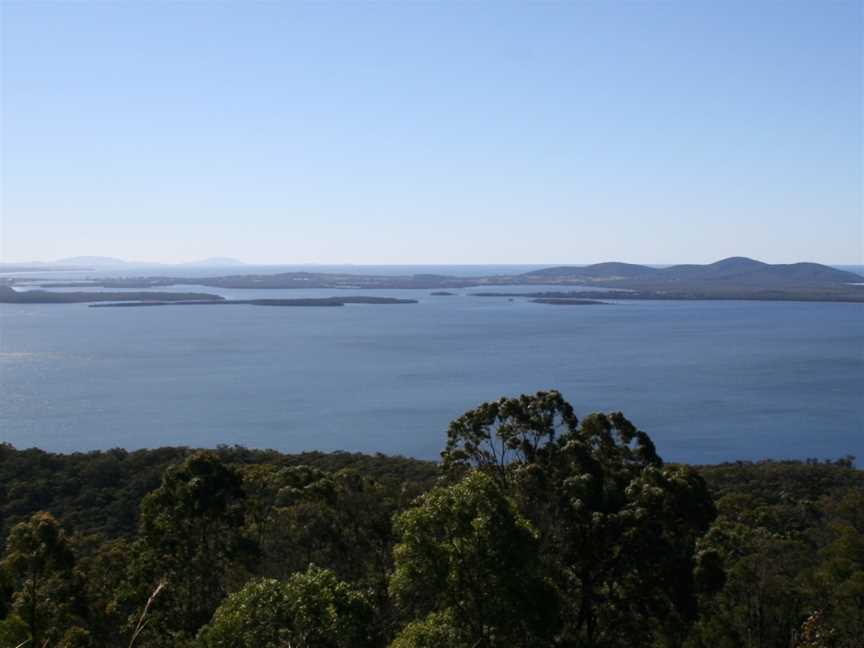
0, 392, 860, 647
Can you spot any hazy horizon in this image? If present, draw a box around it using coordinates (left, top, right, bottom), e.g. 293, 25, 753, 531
2, 2, 862, 265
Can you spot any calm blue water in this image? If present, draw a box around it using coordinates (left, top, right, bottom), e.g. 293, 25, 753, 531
0, 287, 861, 464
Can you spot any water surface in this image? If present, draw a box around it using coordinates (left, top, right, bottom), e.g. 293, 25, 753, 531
1, 290, 861, 464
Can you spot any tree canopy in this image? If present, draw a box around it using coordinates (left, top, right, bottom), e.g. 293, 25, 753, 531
0, 391, 860, 647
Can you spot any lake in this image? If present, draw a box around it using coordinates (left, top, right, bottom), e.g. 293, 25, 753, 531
1, 280, 862, 464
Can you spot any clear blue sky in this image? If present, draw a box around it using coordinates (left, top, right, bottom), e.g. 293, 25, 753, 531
1, 1, 861, 265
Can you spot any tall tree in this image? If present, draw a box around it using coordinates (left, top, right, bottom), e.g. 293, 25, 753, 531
0, 511, 79, 646
442, 390, 720, 647
242, 464, 399, 639
129, 452, 254, 644
389, 470, 558, 647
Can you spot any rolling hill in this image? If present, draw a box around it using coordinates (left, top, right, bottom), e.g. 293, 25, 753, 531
520, 257, 863, 285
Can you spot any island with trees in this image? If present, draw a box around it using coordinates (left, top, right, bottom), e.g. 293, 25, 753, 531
0, 391, 860, 647
0, 285, 225, 304
529, 298, 608, 305
90, 297, 418, 308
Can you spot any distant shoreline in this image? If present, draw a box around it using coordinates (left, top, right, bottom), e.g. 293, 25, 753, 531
3, 257, 863, 304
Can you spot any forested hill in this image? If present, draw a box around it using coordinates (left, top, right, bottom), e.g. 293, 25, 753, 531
521, 256, 864, 285
0, 393, 861, 647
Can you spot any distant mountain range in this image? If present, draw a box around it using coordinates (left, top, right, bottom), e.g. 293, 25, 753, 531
522, 257, 863, 285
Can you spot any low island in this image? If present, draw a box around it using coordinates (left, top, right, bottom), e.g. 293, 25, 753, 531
0, 286, 417, 307
0, 285, 223, 304
530, 298, 608, 305
90, 296, 418, 308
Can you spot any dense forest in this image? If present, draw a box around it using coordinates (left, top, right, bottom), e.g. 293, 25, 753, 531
0, 391, 861, 647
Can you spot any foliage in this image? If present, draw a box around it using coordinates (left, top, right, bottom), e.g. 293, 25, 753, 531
0, 511, 80, 646
197, 566, 373, 648
0, 393, 858, 647
443, 391, 719, 646
0, 613, 28, 646
390, 471, 558, 647
687, 462, 864, 648
388, 610, 469, 648
0, 444, 436, 541
127, 451, 254, 644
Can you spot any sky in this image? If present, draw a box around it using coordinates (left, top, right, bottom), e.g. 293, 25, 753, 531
0, 1, 861, 265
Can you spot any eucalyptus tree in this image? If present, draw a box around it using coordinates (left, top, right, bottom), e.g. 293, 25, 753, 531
197, 566, 373, 648
441, 390, 721, 647
389, 470, 559, 647
242, 463, 399, 640
0, 511, 80, 646
129, 452, 254, 644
